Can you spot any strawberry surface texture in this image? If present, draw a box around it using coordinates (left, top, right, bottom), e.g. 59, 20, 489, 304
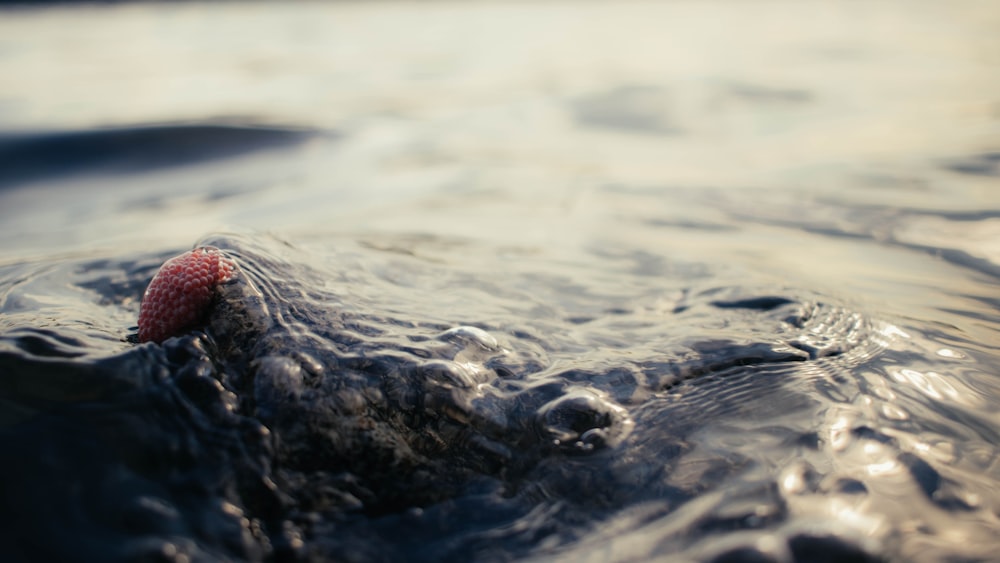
137, 246, 236, 343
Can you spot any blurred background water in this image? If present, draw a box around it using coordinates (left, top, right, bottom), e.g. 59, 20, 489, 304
1, 1, 997, 265
0, 1, 998, 562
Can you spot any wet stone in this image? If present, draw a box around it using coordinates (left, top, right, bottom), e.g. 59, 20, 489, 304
0, 232, 991, 562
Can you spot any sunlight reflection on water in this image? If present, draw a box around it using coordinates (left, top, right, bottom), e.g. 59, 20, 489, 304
0, 2, 998, 561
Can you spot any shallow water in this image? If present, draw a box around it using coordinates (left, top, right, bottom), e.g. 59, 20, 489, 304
1, 1, 999, 562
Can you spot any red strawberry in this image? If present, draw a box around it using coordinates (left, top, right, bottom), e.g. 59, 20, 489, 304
137, 246, 237, 343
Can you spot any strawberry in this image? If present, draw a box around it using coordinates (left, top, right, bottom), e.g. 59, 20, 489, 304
137, 247, 236, 343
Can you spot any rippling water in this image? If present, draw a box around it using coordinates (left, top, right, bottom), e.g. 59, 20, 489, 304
1, 2, 998, 562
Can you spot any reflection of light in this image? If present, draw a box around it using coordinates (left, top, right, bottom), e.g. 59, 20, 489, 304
863, 442, 881, 455
927, 371, 958, 399
861, 441, 901, 476
751, 535, 785, 557
936, 347, 963, 359
161, 543, 190, 563
828, 415, 852, 451
880, 403, 908, 420
828, 498, 883, 537
892, 367, 961, 401
866, 459, 899, 476
781, 469, 805, 494
878, 324, 909, 340
901, 368, 940, 399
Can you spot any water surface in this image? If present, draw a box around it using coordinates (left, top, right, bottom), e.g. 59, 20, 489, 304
0, 2, 998, 562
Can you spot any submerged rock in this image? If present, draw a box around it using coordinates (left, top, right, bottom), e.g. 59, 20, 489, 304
0, 232, 996, 562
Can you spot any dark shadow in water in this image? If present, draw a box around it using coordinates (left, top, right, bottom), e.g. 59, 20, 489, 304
944, 152, 1000, 177
572, 85, 681, 135
725, 83, 813, 105
643, 217, 739, 232
0, 123, 321, 188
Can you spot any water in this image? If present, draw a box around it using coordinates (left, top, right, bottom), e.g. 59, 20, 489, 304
1, 2, 999, 562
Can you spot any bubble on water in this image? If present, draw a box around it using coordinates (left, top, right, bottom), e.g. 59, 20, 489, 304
535, 387, 634, 453
438, 325, 500, 352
